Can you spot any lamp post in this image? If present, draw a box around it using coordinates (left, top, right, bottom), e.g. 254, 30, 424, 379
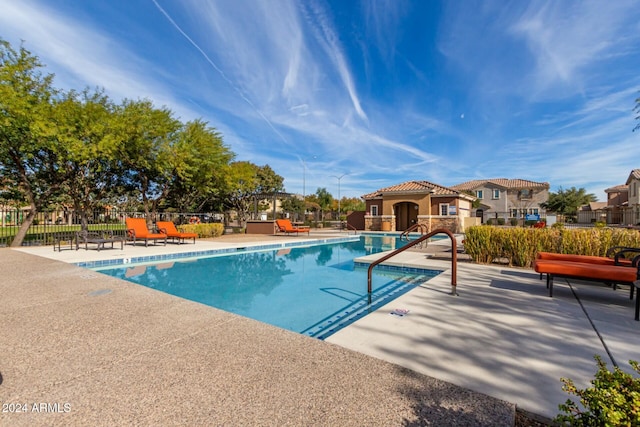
331, 173, 346, 228
302, 156, 316, 221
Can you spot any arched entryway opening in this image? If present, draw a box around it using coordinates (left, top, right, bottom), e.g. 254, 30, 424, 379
394, 202, 419, 231
475, 209, 484, 224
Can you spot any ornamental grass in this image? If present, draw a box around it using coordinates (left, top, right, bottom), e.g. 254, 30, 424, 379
464, 226, 640, 268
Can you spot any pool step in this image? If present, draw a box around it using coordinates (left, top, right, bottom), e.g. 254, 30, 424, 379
303, 274, 428, 339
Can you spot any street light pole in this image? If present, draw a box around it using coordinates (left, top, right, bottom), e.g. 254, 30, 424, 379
302, 156, 316, 222
331, 173, 346, 230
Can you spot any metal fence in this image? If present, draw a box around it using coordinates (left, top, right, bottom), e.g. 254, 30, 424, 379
0, 208, 223, 247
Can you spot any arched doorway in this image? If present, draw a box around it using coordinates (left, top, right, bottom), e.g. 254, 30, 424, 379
394, 202, 419, 231
475, 209, 484, 224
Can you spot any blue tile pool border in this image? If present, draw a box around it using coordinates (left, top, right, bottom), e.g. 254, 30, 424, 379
78, 235, 362, 269
353, 262, 443, 276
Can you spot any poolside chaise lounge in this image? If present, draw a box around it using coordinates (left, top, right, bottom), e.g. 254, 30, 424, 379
533, 257, 640, 320
75, 229, 124, 251
156, 221, 198, 244
275, 219, 310, 235
125, 218, 167, 247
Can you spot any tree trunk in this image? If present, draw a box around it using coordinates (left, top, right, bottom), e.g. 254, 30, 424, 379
10, 204, 36, 247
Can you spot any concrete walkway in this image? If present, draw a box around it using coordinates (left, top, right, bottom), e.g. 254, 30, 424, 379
2, 233, 638, 425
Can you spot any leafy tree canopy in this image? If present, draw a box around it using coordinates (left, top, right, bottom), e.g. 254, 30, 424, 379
634, 91, 640, 132
541, 186, 597, 216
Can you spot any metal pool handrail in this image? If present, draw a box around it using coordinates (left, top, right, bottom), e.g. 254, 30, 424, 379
399, 223, 428, 241
367, 228, 458, 302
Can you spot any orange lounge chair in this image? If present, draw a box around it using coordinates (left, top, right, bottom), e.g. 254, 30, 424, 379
533, 258, 640, 320
125, 218, 167, 247
275, 219, 310, 235
156, 221, 198, 244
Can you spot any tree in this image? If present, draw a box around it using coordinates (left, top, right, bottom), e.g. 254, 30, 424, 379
337, 196, 365, 213
223, 162, 284, 226
315, 187, 334, 222
163, 119, 234, 212
255, 164, 284, 195
634, 91, 640, 132
111, 99, 181, 220
0, 40, 64, 246
280, 196, 305, 221
52, 88, 121, 230
541, 187, 597, 221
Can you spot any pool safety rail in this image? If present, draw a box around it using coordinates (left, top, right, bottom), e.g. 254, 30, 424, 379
367, 228, 458, 302
399, 223, 428, 241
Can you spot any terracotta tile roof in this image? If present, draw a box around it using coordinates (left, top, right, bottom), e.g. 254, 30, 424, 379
451, 178, 549, 191
626, 169, 640, 184
604, 184, 628, 193
362, 180, 469, 200
589, 202, 607, 211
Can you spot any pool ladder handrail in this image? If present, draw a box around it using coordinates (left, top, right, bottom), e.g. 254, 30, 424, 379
399, 223, 428, 241
343, 222, 358, 235
367, 228, 458, 302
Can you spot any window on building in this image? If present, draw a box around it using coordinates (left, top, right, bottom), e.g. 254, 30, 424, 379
511, 209, 518, 217
493, 189, 500, 199
440, 204, 449, 216
520, 189, 532, 199
475, 190, 483, 199
533, 208, 539, 215
371, 205, 378, 216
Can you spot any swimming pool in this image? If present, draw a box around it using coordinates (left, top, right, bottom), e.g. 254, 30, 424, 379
96, 235, 442, 339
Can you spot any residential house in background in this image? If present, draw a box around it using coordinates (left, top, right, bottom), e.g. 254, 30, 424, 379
604, 184, 629, 224
451, 178, 550, 223
361, 180, 477, 233
577, 201, 608, 224
625, 169, 640, 225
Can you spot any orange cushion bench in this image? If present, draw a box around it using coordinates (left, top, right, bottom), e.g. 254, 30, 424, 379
533, 258, 640, 320
536, 250, 638, 266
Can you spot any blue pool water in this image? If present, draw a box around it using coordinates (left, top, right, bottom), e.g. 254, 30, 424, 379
96, 235, 442, 339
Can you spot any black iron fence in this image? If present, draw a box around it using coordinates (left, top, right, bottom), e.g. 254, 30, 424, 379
0, 208, 223, 247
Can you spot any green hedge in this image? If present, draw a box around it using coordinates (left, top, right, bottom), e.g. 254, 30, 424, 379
464, 226, 640, 267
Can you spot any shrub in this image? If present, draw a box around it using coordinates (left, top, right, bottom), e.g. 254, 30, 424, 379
497, 218, 506, 226
178, 223, 224, 238
594, 221, 606, 228
486, 218, 494, 225
462, 226, 640, 267
510, 218, 519, 226
463, 226, 505, 264
556, 355, 640, 426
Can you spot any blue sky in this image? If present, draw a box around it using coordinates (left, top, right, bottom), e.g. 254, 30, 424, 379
2, 0, 639, 201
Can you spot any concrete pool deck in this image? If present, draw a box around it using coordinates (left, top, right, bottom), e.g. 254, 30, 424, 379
2, 231, 639, 425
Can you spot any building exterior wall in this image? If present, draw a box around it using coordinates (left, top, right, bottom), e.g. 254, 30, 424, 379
470, 184, 509, 214
607, 190, 628, 207
506, 188, 548, 217
416, 215, 461, 233
363, 186, 472, 233
383, 193, 431, 215
627, 178, 640, 225
466, 184, 548, 220
364, 215, 395, 231
629, 179, 640, 206
365, 199, 383, 216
